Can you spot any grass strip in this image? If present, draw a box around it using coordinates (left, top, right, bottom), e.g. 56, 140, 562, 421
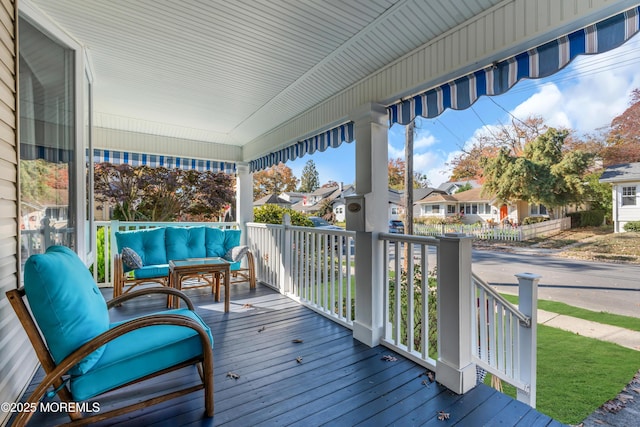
500, 294, 640, 332
488, 325, 639, 424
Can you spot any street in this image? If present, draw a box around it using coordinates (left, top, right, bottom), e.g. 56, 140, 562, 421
472, 249, 640, 318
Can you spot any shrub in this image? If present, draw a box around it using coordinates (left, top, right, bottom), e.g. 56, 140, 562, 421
623, 221, 640, 232
522, 216, 548, 225
388, 263, 438, 358
253, 204, 313, 226
567, 210, 605, 227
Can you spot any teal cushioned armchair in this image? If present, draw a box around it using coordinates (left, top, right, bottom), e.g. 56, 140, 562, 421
7, 246, 214, 426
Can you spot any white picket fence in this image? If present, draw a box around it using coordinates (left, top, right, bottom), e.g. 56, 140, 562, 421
414, 217, 571, 241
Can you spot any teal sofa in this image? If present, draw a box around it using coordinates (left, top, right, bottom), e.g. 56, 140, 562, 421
113, 226, 255, 298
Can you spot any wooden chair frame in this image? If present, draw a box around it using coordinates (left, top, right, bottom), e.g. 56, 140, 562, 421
6, 287, 214, 427
113, 250, 256, 300
112, 253, 168, 299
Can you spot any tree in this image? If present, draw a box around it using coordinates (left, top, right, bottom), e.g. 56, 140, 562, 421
602, 88, 640, 165
388, 157, 430, 189
449, 116, 548, 182
482, 128, 593, 218
253, 163, 298, 200
455, 182, 473, 193
93, 163, 235, 221
299, 160, 320, 193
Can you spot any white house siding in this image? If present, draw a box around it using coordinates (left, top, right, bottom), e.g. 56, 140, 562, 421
613, 183, 640, 232
0, 2, 38, 425
243, 0, 628, 161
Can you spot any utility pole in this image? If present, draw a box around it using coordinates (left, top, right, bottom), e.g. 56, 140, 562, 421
404, 120, 414, 236
403, 121, 414, 271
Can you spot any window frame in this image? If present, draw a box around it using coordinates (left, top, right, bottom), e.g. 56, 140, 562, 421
621, 186, 637, 206
20, 1, 94, 266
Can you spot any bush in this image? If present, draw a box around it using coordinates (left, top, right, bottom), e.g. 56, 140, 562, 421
567, 210, 605, 228
623, 221, 640, 232
253, 204, 313, 226
522, 216, 548, 225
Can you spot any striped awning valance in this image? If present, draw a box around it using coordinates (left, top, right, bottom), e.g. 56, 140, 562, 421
249, 122, 354, 172
388, 5, 640, 125
93, 149, 236, 174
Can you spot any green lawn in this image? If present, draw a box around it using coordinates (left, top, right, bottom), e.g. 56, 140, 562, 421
501, 294, 640, 332
489, 325, 639, 425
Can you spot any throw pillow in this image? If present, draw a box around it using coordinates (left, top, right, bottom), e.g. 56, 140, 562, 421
224, 245, 249, 263
121, 247, 143, 270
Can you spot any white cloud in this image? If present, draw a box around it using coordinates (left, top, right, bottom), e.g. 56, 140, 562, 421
510, 35, 640, 133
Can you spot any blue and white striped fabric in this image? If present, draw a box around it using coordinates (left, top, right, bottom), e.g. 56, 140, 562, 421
93, 149, 236, 174
249, 122, 354, 172
388, 5, 640, 125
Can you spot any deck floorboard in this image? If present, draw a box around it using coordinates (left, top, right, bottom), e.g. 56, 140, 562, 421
14, 283, 564, 426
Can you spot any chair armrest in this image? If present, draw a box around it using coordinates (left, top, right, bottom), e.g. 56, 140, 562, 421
108, 287, 195, 310
12, 313, 212, 427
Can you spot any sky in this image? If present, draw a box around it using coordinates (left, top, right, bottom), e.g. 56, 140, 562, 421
285, 33, 640, 189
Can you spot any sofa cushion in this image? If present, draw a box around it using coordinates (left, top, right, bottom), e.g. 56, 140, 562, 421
121, 247, 143, 270
70, 308, 213, 401
205, 228, 226, 257
223, 229, 241, 252
166, 227, 206, 261
133, 264, 170, 280
116, 228, 167, 271
24, 246, 109, 375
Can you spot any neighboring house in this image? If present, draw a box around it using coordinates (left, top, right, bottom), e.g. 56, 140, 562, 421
437, 180, 481, 195
415, 187, 550, 225
253, 193, 292, 208
290, 183, 355, 219
280, 192, 307, 205
408, 187, 448, 218
388, 188, 403, 220
599, 162, 640, 233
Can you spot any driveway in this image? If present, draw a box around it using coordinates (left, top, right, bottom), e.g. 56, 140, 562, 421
472, 249, 640, 318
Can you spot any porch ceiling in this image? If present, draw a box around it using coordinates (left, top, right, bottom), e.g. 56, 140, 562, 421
25, 0, 638, 163
27, 0, 503, 146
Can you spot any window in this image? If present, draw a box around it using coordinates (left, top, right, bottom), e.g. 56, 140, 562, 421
622, 186, 637, 206
530, 204, 548, 215
447, 205, 456, 214
19, 13, 92, 269
432, 204, 440, 214
20, 18, 77, 258
391, 207, 398, 215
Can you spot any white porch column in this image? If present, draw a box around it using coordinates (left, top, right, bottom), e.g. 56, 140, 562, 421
350, 103, 388, 347
236, 162, 253, 245
516, 272, 540, 407
436, 233, 476, 394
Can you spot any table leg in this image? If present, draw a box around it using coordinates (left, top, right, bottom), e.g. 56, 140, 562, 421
224, 268, 230, 313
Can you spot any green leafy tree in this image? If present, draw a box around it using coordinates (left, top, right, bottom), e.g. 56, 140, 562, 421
482, 128, 593, 218
253, 204, 312, 226
20, 159, 53, 210
299, 160, 320, 193
455, 182, 473, 193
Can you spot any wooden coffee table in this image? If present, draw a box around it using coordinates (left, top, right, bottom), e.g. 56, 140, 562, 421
168, 257, 231, 312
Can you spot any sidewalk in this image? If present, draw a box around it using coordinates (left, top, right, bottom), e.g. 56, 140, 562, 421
536, 309, 640, 427
537, 309, 640, 351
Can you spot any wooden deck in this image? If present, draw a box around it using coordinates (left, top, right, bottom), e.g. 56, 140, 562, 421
16, 282, 564, 426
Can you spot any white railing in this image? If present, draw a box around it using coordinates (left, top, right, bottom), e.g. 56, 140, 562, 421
246, 221, 356, 328
472, 272, 539, 407
379, 233, 440, 370
92, 220, 237, 287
